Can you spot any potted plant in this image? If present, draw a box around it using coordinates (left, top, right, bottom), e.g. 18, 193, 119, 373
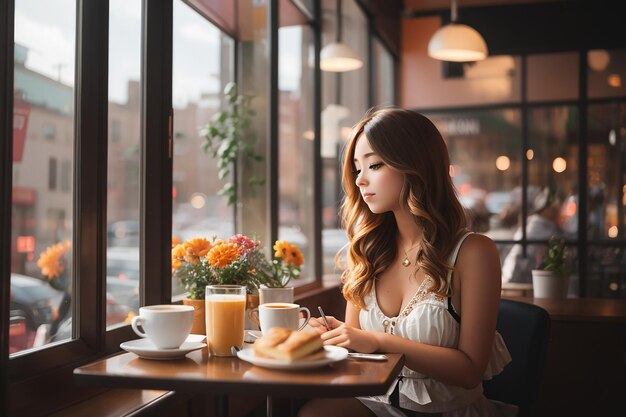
258, 240, 305, 305
532, 237, 568, 298
171, 235, 304, 333
37, 240, 72, 336
200, 82, 264, 206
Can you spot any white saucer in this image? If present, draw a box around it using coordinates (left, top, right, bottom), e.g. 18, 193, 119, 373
120, 336, 206, 360
186, 334, 206, 343
237, 345, 348, 370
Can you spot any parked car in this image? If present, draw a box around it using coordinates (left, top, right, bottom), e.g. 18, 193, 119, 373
50, 293, 132, 342
10, 273, 64, 331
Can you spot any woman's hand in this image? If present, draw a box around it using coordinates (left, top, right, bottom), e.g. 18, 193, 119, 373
308, 316, 343, 333
320, 321, 379, 353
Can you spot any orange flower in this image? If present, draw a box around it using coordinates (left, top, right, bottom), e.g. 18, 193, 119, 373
37, 240, 71, 279
273, 240, 304, 267
171, 236, 181, 247
207, 241, 241, 268
183, 238, 213, 264
171, 243, 186, 270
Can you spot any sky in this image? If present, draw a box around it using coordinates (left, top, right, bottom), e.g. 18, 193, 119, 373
14, 0, 303, 108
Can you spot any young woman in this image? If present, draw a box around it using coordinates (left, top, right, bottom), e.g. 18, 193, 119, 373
300, 108, 515, 417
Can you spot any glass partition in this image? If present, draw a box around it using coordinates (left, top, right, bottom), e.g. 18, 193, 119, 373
588, 49, 626, 99
527, 52, 579, 102
373, 37, 395, 106
426, 109, 522, 261
587, 103, 626, 241
171, 0, 235, 300
106, 0, 142, 327
11, 0, 76, 353
278, 20, 315, 282
320, 0, 366, 274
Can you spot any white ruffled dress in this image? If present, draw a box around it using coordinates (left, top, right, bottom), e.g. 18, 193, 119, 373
357, 233, 517, 417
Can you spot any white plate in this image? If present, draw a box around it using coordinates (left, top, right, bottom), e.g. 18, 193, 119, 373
120, 337, 206, 360
237, 345, 348, 370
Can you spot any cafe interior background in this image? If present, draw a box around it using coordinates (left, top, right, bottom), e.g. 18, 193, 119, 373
2, 0, 625, 416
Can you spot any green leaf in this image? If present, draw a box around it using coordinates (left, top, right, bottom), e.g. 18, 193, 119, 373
218, 167, 230, 179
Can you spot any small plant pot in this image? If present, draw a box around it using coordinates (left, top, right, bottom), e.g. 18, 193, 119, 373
182, 298, 206, 335
532, 270, 568, 299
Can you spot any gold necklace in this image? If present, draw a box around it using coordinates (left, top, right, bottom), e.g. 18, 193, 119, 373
401, 243, 420, 267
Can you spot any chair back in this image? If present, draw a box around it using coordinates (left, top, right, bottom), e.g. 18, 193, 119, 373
483, 299, 550, 417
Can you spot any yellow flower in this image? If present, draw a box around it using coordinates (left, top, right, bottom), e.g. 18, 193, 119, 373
37, 240, 71, 279
273, 240, 304, 267
171, 243, 186, 270
207, 241, 241, 268
182, 238, 213, 264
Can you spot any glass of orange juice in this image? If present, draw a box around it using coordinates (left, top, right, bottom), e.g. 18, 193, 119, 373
205, 285, 246, 356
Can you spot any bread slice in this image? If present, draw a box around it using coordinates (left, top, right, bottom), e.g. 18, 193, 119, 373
253, 327, 324, 362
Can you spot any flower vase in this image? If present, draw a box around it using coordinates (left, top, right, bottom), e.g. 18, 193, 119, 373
245, 294, 259, 330
182, 298, 206, 335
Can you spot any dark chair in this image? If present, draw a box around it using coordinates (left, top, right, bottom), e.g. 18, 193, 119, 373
483, 299, 551, 417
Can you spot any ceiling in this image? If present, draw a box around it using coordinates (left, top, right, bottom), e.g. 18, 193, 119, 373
403, 0, 565, 13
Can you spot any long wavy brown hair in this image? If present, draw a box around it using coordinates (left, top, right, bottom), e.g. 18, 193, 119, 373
339, 107, 467, 310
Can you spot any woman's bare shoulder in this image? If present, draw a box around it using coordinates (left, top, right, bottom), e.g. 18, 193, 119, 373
456, 233, 500, 271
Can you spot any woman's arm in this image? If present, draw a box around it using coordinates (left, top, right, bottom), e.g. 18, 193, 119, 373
322, 234, 502, 389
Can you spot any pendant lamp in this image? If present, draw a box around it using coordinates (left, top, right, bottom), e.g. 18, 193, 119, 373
428, 0, 488, 62
320, 0, 363, 72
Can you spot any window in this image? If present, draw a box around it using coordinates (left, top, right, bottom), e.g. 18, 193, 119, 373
427, 109, 522, 245
171, 0, 235, 300
48, 158, 58, 190
278, 15, 315, 281
373, 38, 395, 106
43, 123, 56, 140
588, 49, 626, 99
10, 0, 76, 355
320, 0, 367, 274
60, 159, 71, 192
106, 0, 141, 325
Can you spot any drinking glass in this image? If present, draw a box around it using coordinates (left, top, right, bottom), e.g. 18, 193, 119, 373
205, 285, 246, 356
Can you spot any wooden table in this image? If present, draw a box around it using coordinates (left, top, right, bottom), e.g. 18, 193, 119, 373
74, 347, 404, 417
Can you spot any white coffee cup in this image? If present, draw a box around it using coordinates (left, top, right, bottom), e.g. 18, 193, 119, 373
249, 302, 311, 334
131, 304, 194, 349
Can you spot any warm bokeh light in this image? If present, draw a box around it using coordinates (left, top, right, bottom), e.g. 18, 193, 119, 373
563, 200, 577, 217
608, 226, 618, 238
588, 49, 610, 71
449, 165, 456, 177
190, 192, 206, 209
526, 149, 534, 160
341, 126, 353, 140
608, 74, 622, 88
495, 155, 510, 171
552, 157, 567, 173
302, 130, 315, 141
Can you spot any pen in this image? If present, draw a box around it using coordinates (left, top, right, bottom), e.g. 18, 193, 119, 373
317, 306, 331, 330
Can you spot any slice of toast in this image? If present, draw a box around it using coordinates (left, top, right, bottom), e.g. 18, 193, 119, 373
253, 327, 324, 362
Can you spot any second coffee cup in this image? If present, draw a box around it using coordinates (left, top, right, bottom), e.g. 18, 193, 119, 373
249, 303, 311, 334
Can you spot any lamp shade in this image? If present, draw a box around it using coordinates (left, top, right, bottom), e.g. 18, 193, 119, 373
320, 42, 363, 72
428, 23, 488, 62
